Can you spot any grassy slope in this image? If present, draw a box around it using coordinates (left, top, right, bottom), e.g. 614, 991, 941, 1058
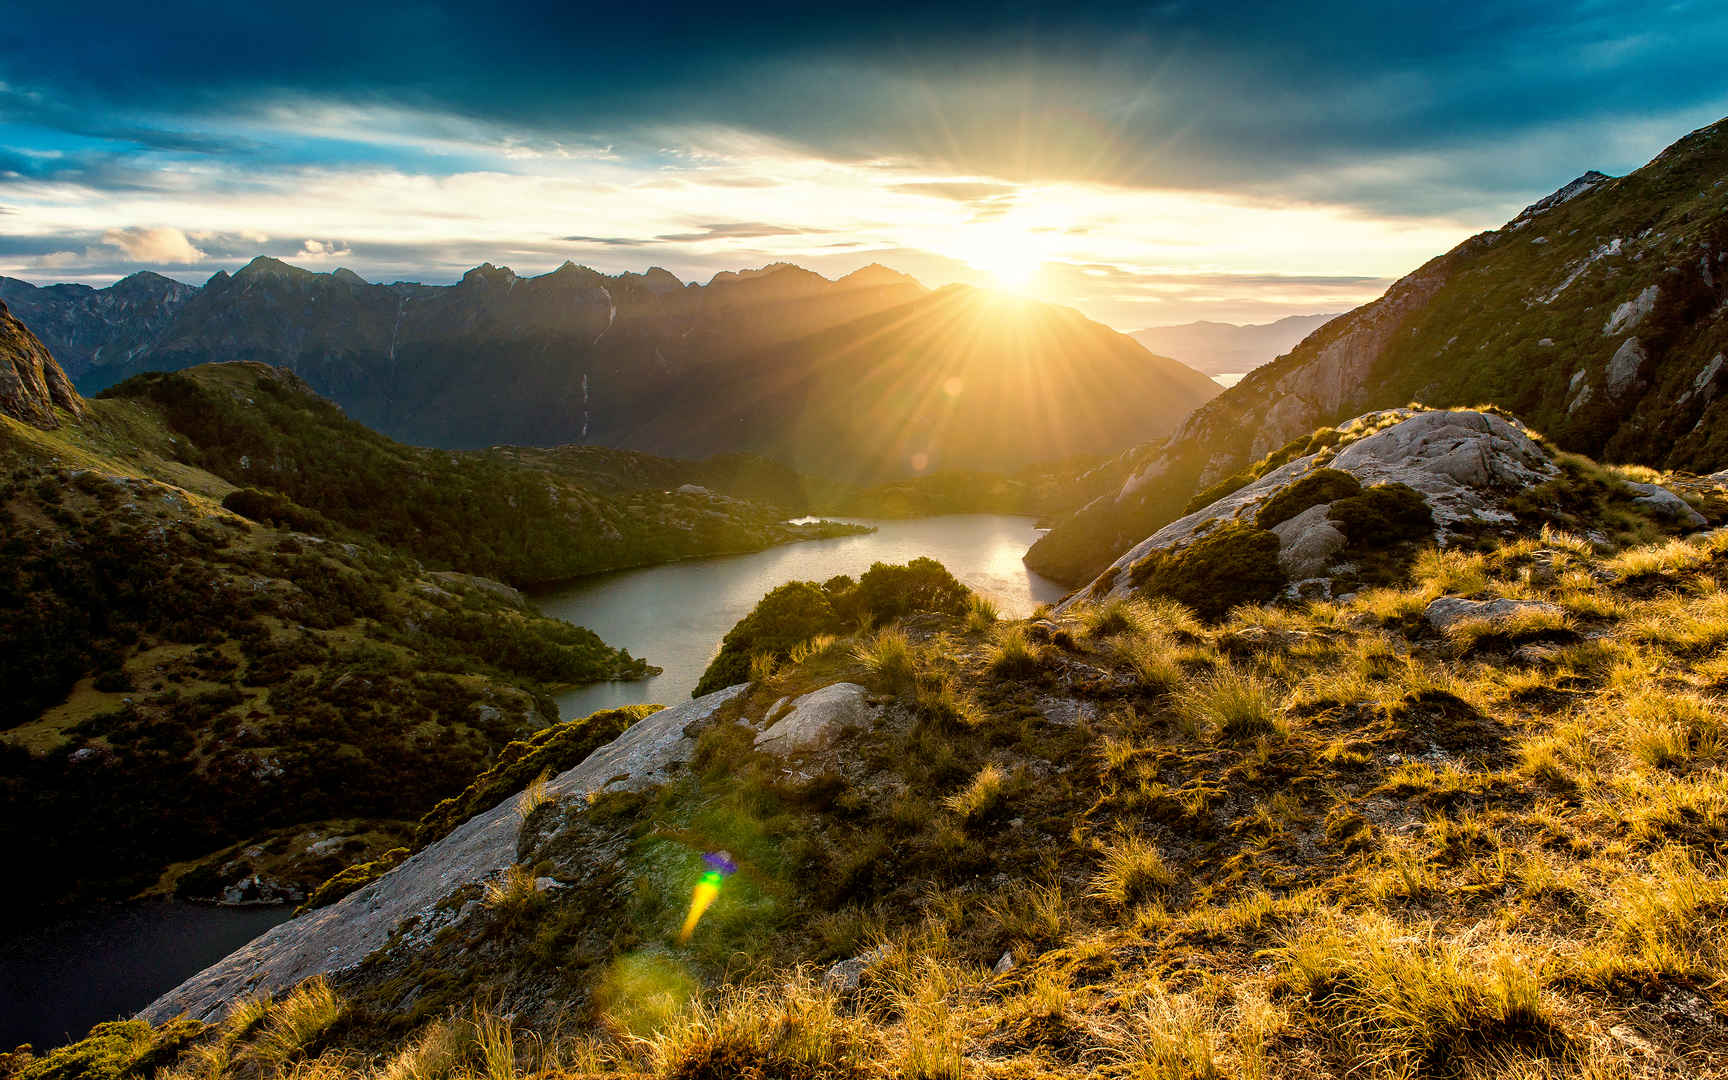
0, 393, 654, 915
32, 472, 1728, 1077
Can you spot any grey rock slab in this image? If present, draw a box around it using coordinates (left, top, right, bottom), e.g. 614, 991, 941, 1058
754, 682, 878, 753
142, 684, 747, 1024
1424, 596, 1564, 632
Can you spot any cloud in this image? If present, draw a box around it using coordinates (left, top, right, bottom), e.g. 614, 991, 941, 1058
101, 226, 206, 263
652, 222, 823, 243
889, 182, 1018, 203
299, 238, 352, 258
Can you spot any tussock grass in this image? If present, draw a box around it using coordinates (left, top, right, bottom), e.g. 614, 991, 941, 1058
1110, 989, 1219, 1080
647, 974, 868, 1080
1121, 631, 1186, 694
962, 593, 998, 633
376, 1021, 463, 1080
481, 864, 540, 915
1076, 595, 1150, 638
1090, 833, 1174, 909
852, 625, 917, 686
254, 977, 342, 1067
1175, 666, 1285, 741
942, 763, 1008, 822
514, 769, 551, 822
985, 623, 1045, 678
1281, 917, 1558, 1075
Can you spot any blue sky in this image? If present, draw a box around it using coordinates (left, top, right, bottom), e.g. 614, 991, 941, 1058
3, 1, 1726, 326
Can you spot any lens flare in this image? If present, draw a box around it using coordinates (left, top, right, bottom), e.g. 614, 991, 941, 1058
677, 851, 737, 944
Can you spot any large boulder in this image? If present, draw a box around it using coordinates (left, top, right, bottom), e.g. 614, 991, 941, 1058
755, 682, 879, 753
142, 684, 748, 1023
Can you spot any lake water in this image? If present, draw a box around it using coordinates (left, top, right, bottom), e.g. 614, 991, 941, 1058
0, 901, 292, 1050
537, 515, 1068, 718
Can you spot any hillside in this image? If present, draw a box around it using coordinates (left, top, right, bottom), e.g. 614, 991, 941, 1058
8, 260, 1217, 481
0, 308, 860, 916
1131, 313, 1340, 379
1029, 114, 1728, 584
29, 407, 1726, 1078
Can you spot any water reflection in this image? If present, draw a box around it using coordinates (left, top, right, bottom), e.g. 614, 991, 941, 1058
534, 515, 1066, 718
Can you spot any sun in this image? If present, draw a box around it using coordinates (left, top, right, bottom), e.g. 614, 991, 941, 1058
948, 225, 1049, 292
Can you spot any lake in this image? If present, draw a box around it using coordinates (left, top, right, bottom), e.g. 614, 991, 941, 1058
0, 901, 292, 1050
537, 514, 1068, 719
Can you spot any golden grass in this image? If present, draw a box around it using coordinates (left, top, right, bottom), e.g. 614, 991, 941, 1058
852, 624, 918, 686
1090, 833, 1174, 910
941, 763, 1008, 822
1174, 665, 1285, 742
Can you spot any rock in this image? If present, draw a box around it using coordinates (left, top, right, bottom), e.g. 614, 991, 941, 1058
1269, 503, 1348, 578
428, 571, 528, 609
993, 950, 1017, 975
532, 877, 563, 893
1624, 481, 1708, 528
1026, 619, 1060, 643
1605, 337, 1647, 396
143, 684, 749, 1022
824, 944, 891, 996
675, 483, 711, 496
1603, 285, 1659, 335
0, 300, 83, 429
1065, 410, 1556, 611
1424, 596, 1564, 633
755, 682, 878, 754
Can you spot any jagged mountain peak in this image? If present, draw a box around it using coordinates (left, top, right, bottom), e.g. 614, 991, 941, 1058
1512, 169, 1616, 224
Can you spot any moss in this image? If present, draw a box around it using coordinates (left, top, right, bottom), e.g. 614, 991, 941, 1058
12, 1019, 204, 1080
1256, 468, 1363, 529
1129, 522, 1287, 621
412, 703, 659, 848
296, 845, 411, 912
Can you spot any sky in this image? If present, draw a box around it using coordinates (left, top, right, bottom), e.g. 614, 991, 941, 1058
3, 1, 1727, 329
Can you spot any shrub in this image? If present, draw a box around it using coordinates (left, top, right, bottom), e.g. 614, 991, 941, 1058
220, 487, 333, 535
1255, 468, 1363, 529
1130, 523, 1286, 622
840, 557, 971, 625
1328, 483, 1434, 547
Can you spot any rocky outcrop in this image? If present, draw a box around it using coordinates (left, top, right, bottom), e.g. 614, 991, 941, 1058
142, 684, 749, 1023
1065, 410, 1559, 609
0, 300, 83, 428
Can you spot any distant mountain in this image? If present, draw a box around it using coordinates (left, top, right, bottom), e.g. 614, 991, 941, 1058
1130, 313, 1339, 378
9, 260, 1218, 482
0, 270, 195, 382
1028, 114, 1728, 583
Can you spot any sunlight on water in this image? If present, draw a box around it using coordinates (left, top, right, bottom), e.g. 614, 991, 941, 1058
534, 515, 1066, 718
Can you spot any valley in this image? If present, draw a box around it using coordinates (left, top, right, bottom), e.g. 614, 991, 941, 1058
4, 42, 1728, 1078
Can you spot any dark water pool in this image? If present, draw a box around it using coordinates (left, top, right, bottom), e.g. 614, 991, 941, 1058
0, 901, 293, 1050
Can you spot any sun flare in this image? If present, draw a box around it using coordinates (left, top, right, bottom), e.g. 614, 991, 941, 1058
946, 224, 1049, 292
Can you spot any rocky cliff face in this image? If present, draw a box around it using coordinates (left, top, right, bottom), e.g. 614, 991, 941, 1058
1029, 114, 1728, 584
12, 260, 1217, 481
0, 299, 83, 427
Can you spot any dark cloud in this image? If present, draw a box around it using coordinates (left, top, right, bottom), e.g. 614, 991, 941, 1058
3, 2, 1725, 214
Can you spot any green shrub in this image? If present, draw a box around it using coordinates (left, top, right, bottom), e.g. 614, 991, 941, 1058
220, 487, 334, 535
1129, 522, 1286, 621
297, 846, 411, 912
1328, 483, 1434, 547
695, 582, 843, 696
1256, 469, 1363, 529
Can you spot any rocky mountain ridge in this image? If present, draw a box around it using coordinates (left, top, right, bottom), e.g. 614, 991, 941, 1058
7, 259, 1218, 481
1130, 313, 1340, 378
1028, 114, 1728, 583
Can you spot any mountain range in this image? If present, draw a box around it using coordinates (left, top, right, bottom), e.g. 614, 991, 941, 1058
1, 261, 1219, 484
1130, 313, 1340, 379
1029, 114, 1728, 583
